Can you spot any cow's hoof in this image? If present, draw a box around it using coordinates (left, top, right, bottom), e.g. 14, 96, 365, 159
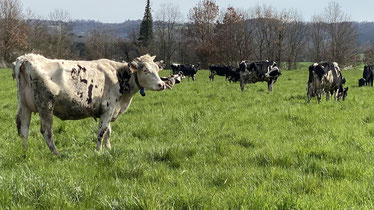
52, 149, 60, 156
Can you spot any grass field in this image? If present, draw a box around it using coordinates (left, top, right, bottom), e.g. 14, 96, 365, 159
1, 65, 374, 209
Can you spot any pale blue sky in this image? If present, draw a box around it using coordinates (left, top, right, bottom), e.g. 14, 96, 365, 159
20, 0, 374, 23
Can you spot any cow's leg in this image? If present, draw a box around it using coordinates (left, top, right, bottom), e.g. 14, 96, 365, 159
334, 89, 340, 100
317, 92, 322, 103
39, 110, 59, 155
209, 72, 214, 81
240, 81, 245, 92
267, 80, 274, 91
104, 124, 112, 150
16, 103, 32, 148
96, 117, 112, 152
326, 91, 330, 101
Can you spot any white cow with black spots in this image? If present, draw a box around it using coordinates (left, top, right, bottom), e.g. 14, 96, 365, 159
14, 54, 166, 155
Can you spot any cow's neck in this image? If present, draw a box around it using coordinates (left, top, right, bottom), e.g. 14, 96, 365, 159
133, 71, 145, 96
117, 67, 144, 97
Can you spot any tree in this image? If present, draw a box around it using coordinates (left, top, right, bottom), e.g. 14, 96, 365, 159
283, 9, 307, 69
154, 3, 182, 67
309, 15, 327, 62
323, 1, 359, 66
24, 9, 50, 55
186, 0, 219, 66
47, 9, 73, 59
0, 0, 27, 63
252, 5, 278, 61
214, 7, 244, 64
86, 29, 116, 60
364, 45, 374, 66
138, 0, 153, 49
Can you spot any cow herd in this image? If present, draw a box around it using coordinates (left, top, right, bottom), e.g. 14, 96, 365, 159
173, 61, 374, 104
207, 60, 282, 91
10, 53, 373, 155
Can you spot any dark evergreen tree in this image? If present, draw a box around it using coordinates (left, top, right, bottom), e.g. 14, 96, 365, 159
138, 0, 153, 48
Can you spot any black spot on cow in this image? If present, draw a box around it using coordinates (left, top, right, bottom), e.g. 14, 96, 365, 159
71, 68, 77, 76
91, 79, 93, 83
77, 64, 87, 73
87, 84, 93, 104
117, 67, 132, 94
95, 85, 98, 88
99, 127, 107, 139
77, 92, 83, 98
107, 102, 109, 107
80, 77, 88, 84
16, 114, 21, 135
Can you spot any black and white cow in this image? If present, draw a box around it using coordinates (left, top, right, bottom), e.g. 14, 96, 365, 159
307, 62, 348, 103
208, 65, 232, 81
171, 63, 200, 81
239, 60, 281, 91
160, 71, 184, 88
361, 65, 374, 86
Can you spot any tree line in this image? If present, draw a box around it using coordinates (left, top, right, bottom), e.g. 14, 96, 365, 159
0, 0, 372, 69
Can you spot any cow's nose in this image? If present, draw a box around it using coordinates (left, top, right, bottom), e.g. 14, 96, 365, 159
158, 83, 165, 90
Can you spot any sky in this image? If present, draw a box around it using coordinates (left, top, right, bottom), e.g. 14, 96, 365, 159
20, 0, 374, 23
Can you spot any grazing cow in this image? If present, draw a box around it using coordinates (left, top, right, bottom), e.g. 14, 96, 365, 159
227, 67, 241, 83
239, 60, 281, 91
14, 54, 167, 155
358, 78, 366, 87
362, 65, 374, 86
208, 65, 232, 81
171, 63, 200, 81
307, 62, 348, 103
161, 71, 184, 89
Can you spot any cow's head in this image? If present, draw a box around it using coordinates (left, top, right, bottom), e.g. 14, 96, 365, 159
194, 63, 201, 71
130, 54, 165, 91
239, 61, 247, 72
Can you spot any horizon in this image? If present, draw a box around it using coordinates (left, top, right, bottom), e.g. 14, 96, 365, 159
20, 0, 374, 24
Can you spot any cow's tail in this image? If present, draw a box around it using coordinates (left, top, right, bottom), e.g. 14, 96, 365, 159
13, 56, 26, 82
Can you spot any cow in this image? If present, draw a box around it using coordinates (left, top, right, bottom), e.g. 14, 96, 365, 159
239, 60, 281, 91
307, 62, 348, 103
161, 71, 184, 89
358, 78, 366, 87
208, 65, 232, 81
227, 67, 241, 83
171, 63, 200, 81
14, 54, 167, 155
362, 65, 374, 86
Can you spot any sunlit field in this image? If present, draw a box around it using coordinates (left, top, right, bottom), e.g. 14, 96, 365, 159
1, 65, 374, 209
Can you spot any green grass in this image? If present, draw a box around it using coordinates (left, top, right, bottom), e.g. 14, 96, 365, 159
1, 65, 374, 208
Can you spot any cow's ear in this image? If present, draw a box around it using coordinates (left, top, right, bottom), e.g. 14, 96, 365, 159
151, 55, 156, 61
129, 61, 139, 73
156, 60, 164, 71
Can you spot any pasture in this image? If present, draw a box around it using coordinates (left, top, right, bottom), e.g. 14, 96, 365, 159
1, 65, 374, 209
